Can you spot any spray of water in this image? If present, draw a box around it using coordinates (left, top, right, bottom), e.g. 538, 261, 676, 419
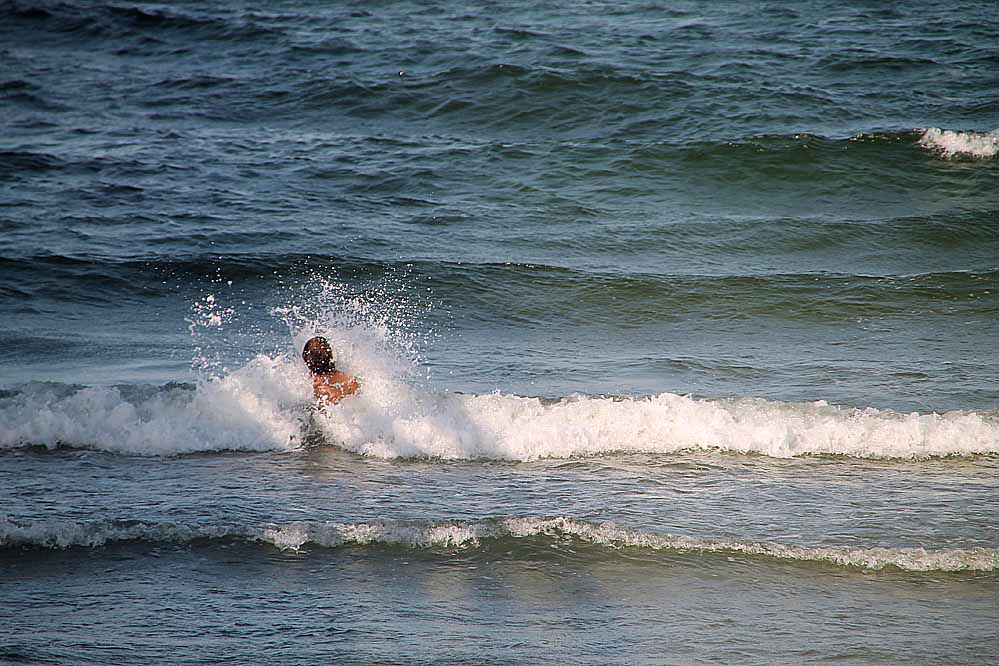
1, 267, 996, 459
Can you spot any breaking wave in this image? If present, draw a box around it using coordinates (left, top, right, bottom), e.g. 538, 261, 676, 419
323, 390, 999, 461
2, 277, 995, 462
918, 127, 999, 159
0, 370, 999, 461
1, 372, 997, 460
0, 358, 310, 456
2, 515, 995, 573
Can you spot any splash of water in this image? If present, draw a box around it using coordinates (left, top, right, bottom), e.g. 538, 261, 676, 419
2, 272, 996, 460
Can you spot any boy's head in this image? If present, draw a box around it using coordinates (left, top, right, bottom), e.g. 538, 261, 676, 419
302, 336, 335, 374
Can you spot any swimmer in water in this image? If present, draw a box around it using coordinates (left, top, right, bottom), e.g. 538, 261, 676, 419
302, 336, 359, 406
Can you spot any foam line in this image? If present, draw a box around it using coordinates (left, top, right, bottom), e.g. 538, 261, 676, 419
321, 391, 999, 461
2, 366, 997, 460
2, 516, 995, 573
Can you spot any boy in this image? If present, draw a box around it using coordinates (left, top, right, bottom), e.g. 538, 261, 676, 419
302, 336, 359, 405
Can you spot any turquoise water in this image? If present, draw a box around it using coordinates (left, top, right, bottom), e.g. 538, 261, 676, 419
2, 1, 998, 664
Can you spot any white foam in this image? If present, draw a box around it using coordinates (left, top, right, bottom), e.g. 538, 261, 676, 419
918, 127, 999, 159
3, 516, 996, 573
318, 388, 998, 461
2, 369, 997, 459
2, 279, 996, 460
260, 520, 491, 551
508, 517, 999, 573
0, 516, 241, 549
0, 355, 311, 455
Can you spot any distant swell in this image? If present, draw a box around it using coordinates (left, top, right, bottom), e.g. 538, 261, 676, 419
3, 250, 998, 329
2, 516, 995, 573
1, 1, 276, 41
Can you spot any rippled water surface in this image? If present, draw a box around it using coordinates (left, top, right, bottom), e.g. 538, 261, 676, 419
2, 0, 998, 664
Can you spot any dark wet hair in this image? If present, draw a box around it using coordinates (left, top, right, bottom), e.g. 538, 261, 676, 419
302, 336, 335, 374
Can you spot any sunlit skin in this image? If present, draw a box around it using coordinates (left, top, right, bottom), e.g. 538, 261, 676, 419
302, 336, 359, 406
311, 371, 360, 406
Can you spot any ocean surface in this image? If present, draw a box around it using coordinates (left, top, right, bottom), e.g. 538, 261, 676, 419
2, 1, 999, 664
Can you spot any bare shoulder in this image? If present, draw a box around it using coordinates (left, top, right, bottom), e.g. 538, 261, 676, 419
332, 371, 358, 388
312, 371, 359, 405
339, 371, 360, 395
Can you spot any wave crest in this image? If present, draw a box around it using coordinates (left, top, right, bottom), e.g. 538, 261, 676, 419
2, 372, 997, 460
919, 127, 999, 159
3, 516, 995, 573
322, 391, 999, 461
0, 358, 310, 456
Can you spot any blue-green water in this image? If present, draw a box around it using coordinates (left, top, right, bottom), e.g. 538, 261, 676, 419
2, 1, 998, 664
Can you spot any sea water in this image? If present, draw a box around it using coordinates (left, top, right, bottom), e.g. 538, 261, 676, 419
1, 1, 998, 664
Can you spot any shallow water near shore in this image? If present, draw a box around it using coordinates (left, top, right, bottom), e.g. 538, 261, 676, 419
2, 0, 999, 663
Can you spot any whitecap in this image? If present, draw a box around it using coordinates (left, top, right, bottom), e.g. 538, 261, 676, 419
4, 516, 996, 573
918, 127, 999, 159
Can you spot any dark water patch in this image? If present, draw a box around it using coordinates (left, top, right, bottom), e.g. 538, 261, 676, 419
97, 182, 143, 194
2, 251, 996, 321
760, 5, 799, 19
957, 49, 999, 67
703, 131, 923, 158
1, 0, 281, 52
0, 150, 64, 177
404, 211, 471, 226
896, 37, 973, 58
518, 65, 652, 97
141, 227, 308, 250
428, 264, 999, 325
0, 286, 34, 303
10, 117, 60, 130
153, 75, 236, 91
493, 26, 552, 40
547, 44, 588, 57
3, 0, 995, 142
0, 254, 174, 304
605, 130, 999, 204
264, 61, 691, 130
0, 0, 50, 21
959, 98, 999, 116
819, 51, 941, 73
0, 380, 86, 400
0, 150, 158, 180
493, 208, 999, 280
0, 646, 40, 664
643, 212, 999, 259
0, 88, 68, 112
669, 21, 716, 39
0, 78, 59, 111
288, 37, 364, 56
0, 253, 393, 306
0, 0, 106, 37
0, 79, 33, 90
